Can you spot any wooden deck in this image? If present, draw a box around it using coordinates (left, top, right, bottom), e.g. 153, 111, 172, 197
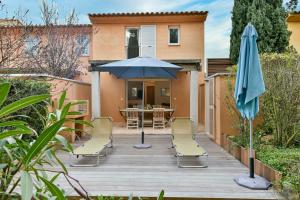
56, 133, 278, 199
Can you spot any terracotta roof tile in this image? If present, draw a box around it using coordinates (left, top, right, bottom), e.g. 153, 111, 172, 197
89, 11, 208, 17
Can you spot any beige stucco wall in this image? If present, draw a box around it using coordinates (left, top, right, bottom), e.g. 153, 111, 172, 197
91, 22, 204, 62
288, 21, 300, 53
50, 78, 92, 119
100, 72, 126, 122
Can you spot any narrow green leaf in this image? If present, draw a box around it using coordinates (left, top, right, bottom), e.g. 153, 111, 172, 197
21, 171, 33, 200
157, 190, 164, 200
23, 119, 65, 166
49, 173, 61, 183
67, 111, 81, 115
60, 102, 71, 119
58, 91, 66, 109
73, 119, 93, 127
0, 120, 27, 127
0, 129, 32, 140
0, 94, 50, 118
55, 134, 73, 151
39, 176, 65, 200
52, 151, 68, 174
71, 100, 87, 106
0, 83, 10, 107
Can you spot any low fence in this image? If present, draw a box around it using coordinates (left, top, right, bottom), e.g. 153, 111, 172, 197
0, 74, 92, 119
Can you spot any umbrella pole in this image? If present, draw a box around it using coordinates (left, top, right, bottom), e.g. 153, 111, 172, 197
234, 118, 271, 189
142, 81, 144, 144
249, 119, 254, 178
133, 81, 151, 149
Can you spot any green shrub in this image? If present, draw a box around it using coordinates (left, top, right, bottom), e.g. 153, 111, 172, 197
0, 78, 51, 134
256, 146, 300, 195
260, 53, 300, 148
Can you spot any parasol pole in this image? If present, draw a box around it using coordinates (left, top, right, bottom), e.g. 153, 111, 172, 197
141, 81, 145, 144
249, 119, 254, 178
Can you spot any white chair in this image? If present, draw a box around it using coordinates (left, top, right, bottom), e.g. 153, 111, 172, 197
126, 108, 139, 129
153, 108, 165, 129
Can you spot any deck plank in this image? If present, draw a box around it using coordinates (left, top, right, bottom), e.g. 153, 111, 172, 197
55, 133, 278, 199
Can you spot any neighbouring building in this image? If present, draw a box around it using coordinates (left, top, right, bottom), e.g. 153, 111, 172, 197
0, 11, 208, 130
287, 11, 300, 53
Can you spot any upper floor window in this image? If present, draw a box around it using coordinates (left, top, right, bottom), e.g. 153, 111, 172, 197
125, 27, 140, 58
25, 36, 39, 55
168, 26, 180, 45
77, 35, 89, 56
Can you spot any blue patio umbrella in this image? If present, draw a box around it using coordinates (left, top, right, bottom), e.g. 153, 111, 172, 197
98, 57, 182, 149
234, 23, 270, 189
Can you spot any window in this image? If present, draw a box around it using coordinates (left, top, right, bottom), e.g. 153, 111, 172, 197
125, 28, 140, 58
25, 36, 39, 55
77, 35, 89, 56
168, 26, 180, 45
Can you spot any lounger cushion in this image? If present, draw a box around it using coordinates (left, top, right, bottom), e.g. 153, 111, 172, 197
73, 138, 108, 155
175, 141, 206, 156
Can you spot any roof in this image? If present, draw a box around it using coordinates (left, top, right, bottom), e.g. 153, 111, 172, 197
89, 11, 208, 17
207, 58, 233, 76
89, 11, 208, 24
287, 11, 300, 22
0, 19, 23, 26
0, 20, 91, 28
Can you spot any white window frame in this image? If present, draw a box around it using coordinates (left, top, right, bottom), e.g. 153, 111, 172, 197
125, 27, 141, 58
77, 34, 89, 56
168, 25, 180, 46
25, 36, 39, 54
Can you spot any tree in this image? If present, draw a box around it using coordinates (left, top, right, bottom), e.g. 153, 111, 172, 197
230, 0, 290, 63
286, 0, 298, 11
24, 0, 91, 79
0, 4, 33, 70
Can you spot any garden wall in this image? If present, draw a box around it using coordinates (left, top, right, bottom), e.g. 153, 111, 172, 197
0, 74, 92, 119
205, 73, 262, 145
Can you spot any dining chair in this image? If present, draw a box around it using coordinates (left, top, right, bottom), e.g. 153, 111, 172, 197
126, 108, 139, 129
153, 108, 165, 130
153, 105, 162, 108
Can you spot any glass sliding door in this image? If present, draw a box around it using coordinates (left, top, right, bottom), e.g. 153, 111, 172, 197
127, 81, 143, 108
126, 28, 140, 59
126, 80, 171, 109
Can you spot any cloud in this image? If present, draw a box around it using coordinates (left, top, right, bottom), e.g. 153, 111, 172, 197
186, 0, 234, 58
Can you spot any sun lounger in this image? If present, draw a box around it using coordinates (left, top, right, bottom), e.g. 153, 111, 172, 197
171, 117, 208, 168
70, 117, 113, 167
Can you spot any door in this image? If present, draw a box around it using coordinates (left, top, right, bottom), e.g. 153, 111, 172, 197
140, 25, 156, 58
146, 86, 155, 105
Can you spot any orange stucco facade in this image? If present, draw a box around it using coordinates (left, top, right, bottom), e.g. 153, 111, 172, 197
89, 12, 207, 124
287, 13, 300, 53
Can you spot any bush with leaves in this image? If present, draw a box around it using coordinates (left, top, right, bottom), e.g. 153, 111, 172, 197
256, 146, 300, 197
260, 53, 300, 147
0, 82, 92, 199
0, 78, 51, 134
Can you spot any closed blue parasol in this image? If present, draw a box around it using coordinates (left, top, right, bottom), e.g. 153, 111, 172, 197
234, 23, 270, 189
98, 57, 182, 148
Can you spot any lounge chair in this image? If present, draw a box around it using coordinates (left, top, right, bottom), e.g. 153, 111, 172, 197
70, 117, 113, 167
171, 117, 208, 168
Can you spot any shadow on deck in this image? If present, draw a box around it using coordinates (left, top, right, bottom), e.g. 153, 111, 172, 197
57, 133, 278, 199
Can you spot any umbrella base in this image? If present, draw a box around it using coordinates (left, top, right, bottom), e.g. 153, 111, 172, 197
234, 174, 271, 190
133, 143, 152, 149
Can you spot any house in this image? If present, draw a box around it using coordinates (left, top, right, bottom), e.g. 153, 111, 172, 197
287, 11, 300, 53
87, 11, 208, 128
0, 11, 208, 130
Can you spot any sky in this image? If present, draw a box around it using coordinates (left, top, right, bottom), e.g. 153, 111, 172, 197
1, 0, 299, 58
